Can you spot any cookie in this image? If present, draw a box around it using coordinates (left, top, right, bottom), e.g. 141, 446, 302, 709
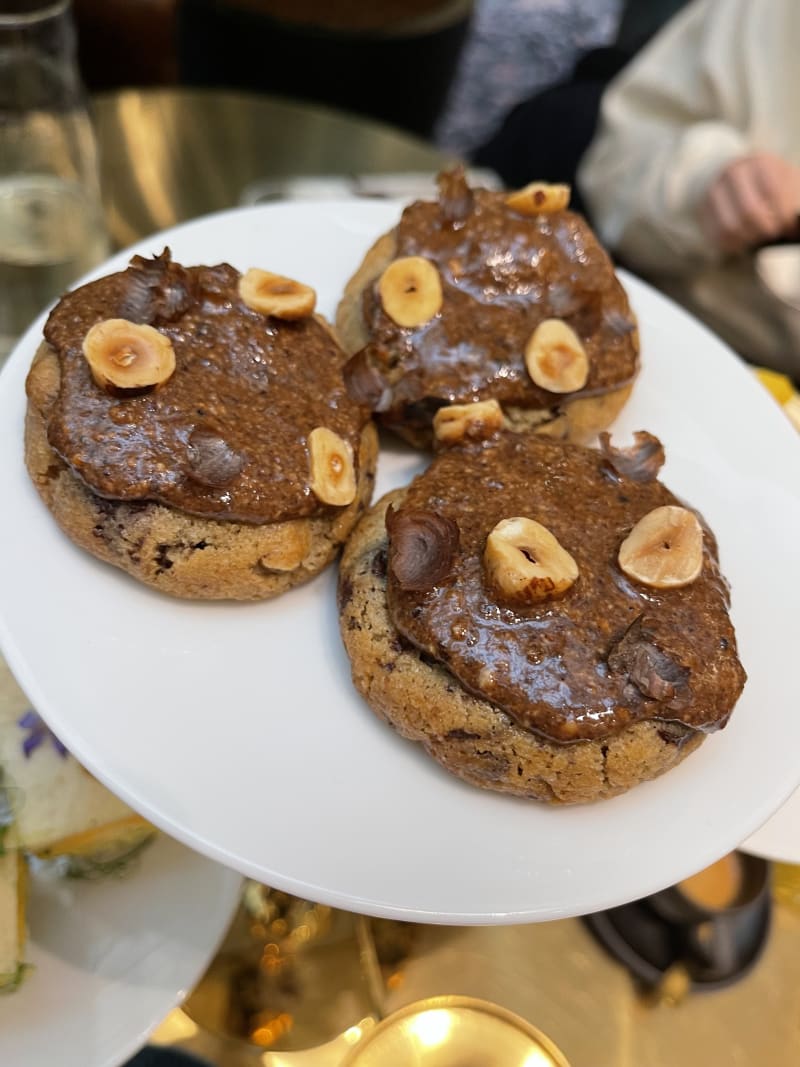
25, 251, 378, 600
338, 431, 745, 804
337, 169, 639, 449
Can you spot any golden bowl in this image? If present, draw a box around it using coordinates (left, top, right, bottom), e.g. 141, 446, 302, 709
340, 994, 571, 1067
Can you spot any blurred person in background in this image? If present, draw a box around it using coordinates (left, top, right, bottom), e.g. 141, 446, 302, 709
433, 0, 622, 158
578, 0, 800, 377
457, 0, 687, 212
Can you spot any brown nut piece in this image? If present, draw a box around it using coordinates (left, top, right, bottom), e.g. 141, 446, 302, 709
618, 505, 703, 589
525, 319, 589, 393
308, 427, 356, 507
238, 268, 316, 319
378, 256, 443, 328
82, 318, 176, 392
484, 517, 578, 603
506, 181, 571, 215
433, 399, 505, 445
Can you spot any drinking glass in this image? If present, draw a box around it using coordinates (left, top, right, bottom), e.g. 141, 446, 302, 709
0, 0, 109, 363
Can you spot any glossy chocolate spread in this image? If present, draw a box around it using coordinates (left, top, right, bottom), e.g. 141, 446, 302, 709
42, 252, 367, 524
386, 433, 746, 743
350, 170, 639, 431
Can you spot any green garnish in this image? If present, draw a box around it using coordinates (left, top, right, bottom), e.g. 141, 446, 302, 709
0, 962, 32, 994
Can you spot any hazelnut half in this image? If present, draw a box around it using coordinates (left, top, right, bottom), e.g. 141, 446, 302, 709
238, 268, 316, 319
524, 318, 589, 393
82, 318, 176, 392
433, 399, 505, 446
506, 182, 571, 215
378, 256, 443, 328
484, 517, 578, 603
308, 427, 356, 507
618, 506, 703, 589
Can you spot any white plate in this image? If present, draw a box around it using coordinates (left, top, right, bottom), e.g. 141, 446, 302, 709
1, 200, 800, 925
0, 834, 241, 1067
743, 786, 800, 864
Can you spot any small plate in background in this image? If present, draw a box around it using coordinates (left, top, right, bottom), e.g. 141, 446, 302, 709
0, 835, 241, 1067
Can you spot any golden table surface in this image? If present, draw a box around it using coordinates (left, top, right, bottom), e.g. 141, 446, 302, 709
91, 87, 454, 249
8, 88, 800, 1065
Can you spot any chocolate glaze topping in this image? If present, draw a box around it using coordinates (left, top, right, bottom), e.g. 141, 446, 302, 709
43, 252, 367, 524
349, 170, 638, 432
386, 433, 746, 743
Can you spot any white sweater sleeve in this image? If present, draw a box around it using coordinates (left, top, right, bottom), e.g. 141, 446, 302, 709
578, 0, 760, 273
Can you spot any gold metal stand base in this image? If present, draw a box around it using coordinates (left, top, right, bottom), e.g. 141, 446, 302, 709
153, 866, 800, 1066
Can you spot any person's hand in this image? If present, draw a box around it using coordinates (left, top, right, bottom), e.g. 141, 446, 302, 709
701, 153, 800, 254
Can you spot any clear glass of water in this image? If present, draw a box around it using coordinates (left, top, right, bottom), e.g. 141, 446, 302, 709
0, 0, 110, 364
